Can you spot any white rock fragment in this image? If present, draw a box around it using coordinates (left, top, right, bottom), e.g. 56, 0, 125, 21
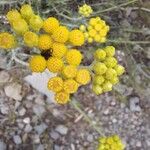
33, 135, 40, 144
18, 108, 26, 116
24, 124, 32, 133
33, 104, 46, 117
35, 95, 45, 105
4, 83, 22, 101
103, 109, 109, 115
50, 131, 60, 140
0, 105, 9, 114
55, 125, 68, 135
23, 117, 30, 124
34, 123, 48, 135
136, 141, 142, 147
13, 135, 22, 144
0, 71, 10, 83
129, 97, 141, 112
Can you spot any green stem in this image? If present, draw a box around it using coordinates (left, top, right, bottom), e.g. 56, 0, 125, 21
70, 99, 105, 137
107, 39, 150, 45
93, 0, 138, 14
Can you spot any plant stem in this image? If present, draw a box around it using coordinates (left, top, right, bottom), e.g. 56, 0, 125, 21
94, 0, 138, 14
107, 39, 150, 45
13, 56, 29, 66
70, 99, 105, 137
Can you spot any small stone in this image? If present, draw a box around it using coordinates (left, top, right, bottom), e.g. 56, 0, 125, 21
18, 108, 26, 116
136, 141, 142, 147
33, 104, 45, 117
33, 135, 40, 144
110, 101, 116, 106
103, 109, 109, 115
87, 134, 94, 142
55, 125, 68, 135
129, 97, 141, 112
23, 117, 30, 124
35, 95, 45, 105
54, 144, 61, 150
37, 144, 44, 150
34, 123, 48, 135
0, 141, 6, 150
24, 124, 32, 133
0, 71, 10, 83
112, 118, 117, 123
50, 131, 60, 140
1, 106, 9, 114
13, 135, 22, 144
18, 123, 24, 129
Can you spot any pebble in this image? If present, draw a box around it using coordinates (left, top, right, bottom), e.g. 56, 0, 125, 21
136, 141, 142, 147
33, 135, 40, 144
24, 124, 32, 133
103, 109, 109, 115
0, 141, 6, 150
54, 144, 61, 150
34, 123, 48, 135
18, 108, 26, 116
50, 131, 60, 140
13, 135, 22, 144
37, 144, 44, 150
87, 134, 94, 142
35, 95, 45, 105
55, 125, 68, 135
33, 104, 45, 117
129, 97, 141, 112
23, 117, 30, 124
1, 105, 9, 114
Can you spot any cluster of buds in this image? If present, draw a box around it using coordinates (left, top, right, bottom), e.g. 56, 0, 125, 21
80, 17, 109, 43
92, 46, 125, 95
78, 4, 93, 17
97, 135, 125, 150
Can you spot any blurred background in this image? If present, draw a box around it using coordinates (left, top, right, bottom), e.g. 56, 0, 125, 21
0, 0, 149, 150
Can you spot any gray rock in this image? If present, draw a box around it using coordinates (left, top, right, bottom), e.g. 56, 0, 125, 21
18, 108, 26, 116
13, 135, 22, 144
50, 131, 60, 140
33, 104, 45, 117
37, 144, 44, 150
0, 141, 6, 150
129, 97, 141, 112
34, 123, 48, 135
54, 145, 61, 150
87, 134, 94, 142
24, 124, 32, 133
55, 125, 68, 135
33, 135, 40, 144
35, 95, 45, 105
23, 117, 30, 124
1, 105, 9, 114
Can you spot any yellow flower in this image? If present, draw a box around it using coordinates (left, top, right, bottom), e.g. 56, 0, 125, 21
79, 25, 86, 32
76, 69, 91, 85
93, 75, 105, 85
66, 49, 82, 66
47, 57, 63, 73
105, 46, 115, 57
94, 49, 106, 61
52, 26, 69, 43
89, 18, 98, 26
47, 77, 63, 92
24, 31, 38, 47
12, 19, 29, 35
104, 57, 117, 68
105, 68, 117, 80
55, 91, 70, 104
62, 65, 77, 78
79, 4, 93, 17
29, 15, 43, 32
69, 29, 85, 46
20, 4, 34, 20
88, 37, 93, 43
88, 29, 97, 37
29, 55, 46, 72
6, 10, 21, 24
94, 34, 101, 42
92, 84, 103, 95
63, 79, 79, 93
114, 65, 125, 76
102, 81, 112, 92
52, 42, 67, 58
43, 17, 59, 34
38, 34, 52, 50
93, 62, 107, 75
0, 32, 16, 49
109, 76, 119, 85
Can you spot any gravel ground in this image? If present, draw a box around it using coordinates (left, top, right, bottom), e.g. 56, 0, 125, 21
0, 70, 150, 150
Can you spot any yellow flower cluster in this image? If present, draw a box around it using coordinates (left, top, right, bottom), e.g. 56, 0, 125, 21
92, 46, 125, 95
97, 135, 125, 150
78, 4, 93, 17
80, 17, 109, 43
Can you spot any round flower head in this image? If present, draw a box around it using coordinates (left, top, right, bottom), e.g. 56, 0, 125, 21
20, 4, 34, 20
114, 65, 125, 76
43, 17, 59, 34
93, 75, 105, 85
94, 49, 106, 61
76, 69, 91, 85
29, 55, 46, 72
93, 62, 107, 75
55, 91, 70, 104
66, 49, 82, 66
92, 84, 103, 95
47, 57, 63, 73
63, 79, 79, 93
105, 68, 117, 80
12, 19, 29, 35
79, 4, 93, 17
89, 29, 97, 37
0, 32, 16, 49
62, 65, 77, 78
69, 29, 85, 46
105, 46, 115, 57
89, 18, 98, 26
29, 15, 43, 32
38, 34, 52, 50
98, 135, 125, 150
104, 57, 117, 68
102, 81, 112, 92
24, 31, 38, 47
110, 76, 119, 85
47, 77, 63, 92
6, 10, 21, 24
52, 42, 67, 58
52, 26, 69, 43
79, 25, 86, 32
94, 34, 101, 42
